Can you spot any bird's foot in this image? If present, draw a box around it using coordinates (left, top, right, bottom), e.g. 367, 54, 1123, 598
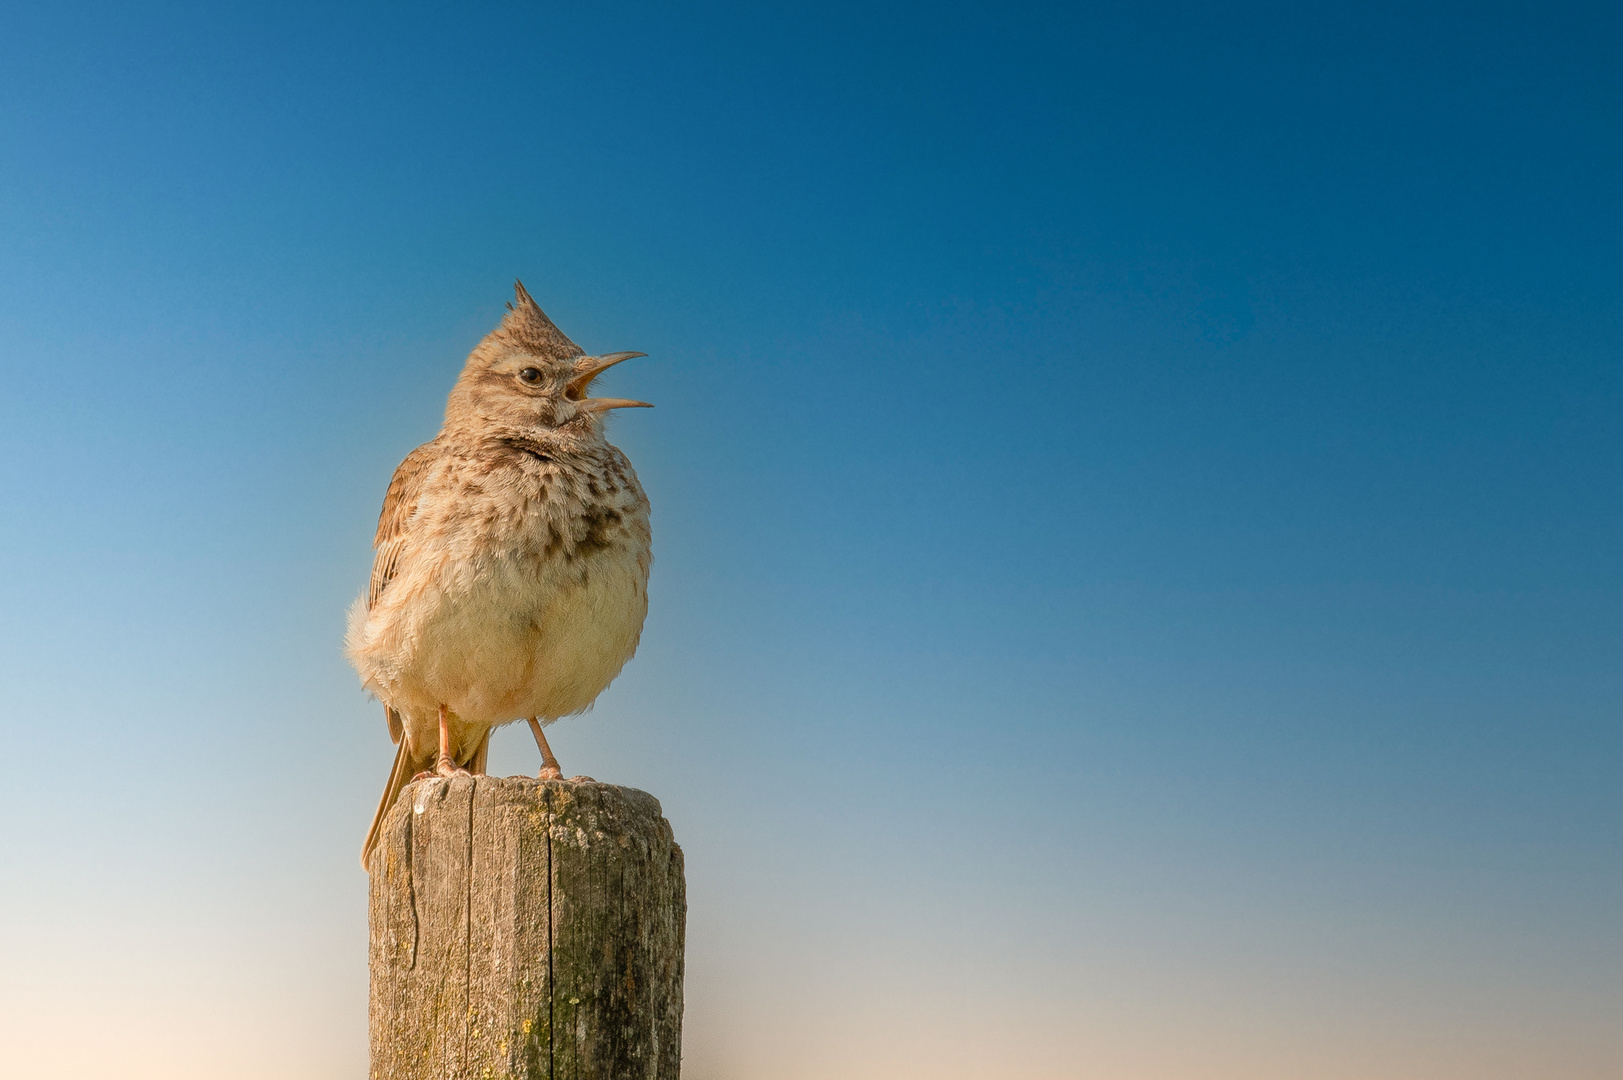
537, 765, 563, 781
434, 756, 472, 778
411, 759, 472, 781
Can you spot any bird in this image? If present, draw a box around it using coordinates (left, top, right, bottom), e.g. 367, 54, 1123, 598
347, 281, 653, 869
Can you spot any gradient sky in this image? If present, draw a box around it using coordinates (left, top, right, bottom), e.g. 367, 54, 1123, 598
1, 2, 1619, 1077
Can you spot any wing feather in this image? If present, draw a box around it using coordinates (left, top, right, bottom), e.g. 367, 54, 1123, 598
367, 439, 439, 610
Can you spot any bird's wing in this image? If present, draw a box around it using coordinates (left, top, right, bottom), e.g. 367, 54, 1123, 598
368, 439, 440, 611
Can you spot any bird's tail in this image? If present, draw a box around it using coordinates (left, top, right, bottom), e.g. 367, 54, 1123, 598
361, 721, 494, 871
362, 737, 424, 871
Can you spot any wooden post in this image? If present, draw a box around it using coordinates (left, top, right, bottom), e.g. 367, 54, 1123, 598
368, 776, 685, 1080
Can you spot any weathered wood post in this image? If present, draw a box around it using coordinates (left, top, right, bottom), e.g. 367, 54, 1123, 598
368, 776, 686, 1079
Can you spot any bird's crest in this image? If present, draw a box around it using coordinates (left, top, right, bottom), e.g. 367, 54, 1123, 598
495, 280, 584, 362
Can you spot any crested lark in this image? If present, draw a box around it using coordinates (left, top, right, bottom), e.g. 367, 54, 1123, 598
348, 282, 653, 867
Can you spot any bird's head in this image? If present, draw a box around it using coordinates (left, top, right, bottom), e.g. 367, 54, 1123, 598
444, 280, 650, 447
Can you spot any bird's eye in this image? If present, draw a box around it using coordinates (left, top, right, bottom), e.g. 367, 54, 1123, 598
518, 368, 543, 385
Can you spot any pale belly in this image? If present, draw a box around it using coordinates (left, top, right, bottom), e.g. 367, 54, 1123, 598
349, 543, 649, 753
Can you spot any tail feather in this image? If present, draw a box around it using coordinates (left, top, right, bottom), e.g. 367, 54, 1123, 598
360, 724, 495, 872
468, 727, 492, 776
362, 739, 425, 870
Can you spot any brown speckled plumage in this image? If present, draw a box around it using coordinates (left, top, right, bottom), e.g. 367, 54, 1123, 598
348, 282, 653, 866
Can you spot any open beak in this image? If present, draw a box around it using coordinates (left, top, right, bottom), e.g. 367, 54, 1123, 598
577, 396, 653, 413
568, 351, 647, 402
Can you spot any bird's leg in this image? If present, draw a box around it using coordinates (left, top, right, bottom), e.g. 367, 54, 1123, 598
527, 717, 563, 780
434, 704, 471, 778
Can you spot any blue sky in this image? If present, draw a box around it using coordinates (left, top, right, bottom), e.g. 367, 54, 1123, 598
1, 2, 1619, 1077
